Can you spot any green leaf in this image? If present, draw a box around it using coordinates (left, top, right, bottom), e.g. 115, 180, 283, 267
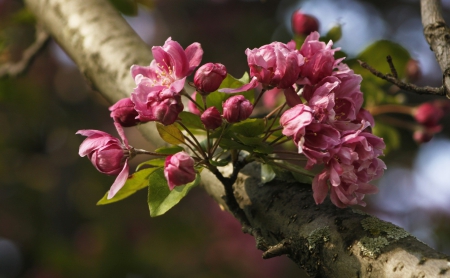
154, 145, 184, 155
209, 158, 230, 167
156, 123, 185, 145
219, 138, 254, 152
202, 72, 255, 112
148, 168, 200, 217
136, 158, 166, 171
261, 164, 276, 184
178, 111, 205, 130
229, 118, 265, 137
97, 167, 157, 205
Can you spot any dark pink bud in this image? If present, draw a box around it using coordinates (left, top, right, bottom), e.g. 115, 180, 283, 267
413, 124, 442, 144
414, 101, 445, 127
222, 95, 253, 123
109, 98, 141, 127
201, 107, 222, 130
291, 10, 319, 37
194, 63, 227, 94
77, 130, 127, 175
164, 152, 196, 190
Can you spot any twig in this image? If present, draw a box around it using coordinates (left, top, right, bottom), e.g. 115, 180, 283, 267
386, 55, 398, 78
0, 24, 50, 78
358, 59, 445, 96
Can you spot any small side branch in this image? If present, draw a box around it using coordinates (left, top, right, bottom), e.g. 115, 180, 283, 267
0, 24, 50, 78
358, 59, 445, 96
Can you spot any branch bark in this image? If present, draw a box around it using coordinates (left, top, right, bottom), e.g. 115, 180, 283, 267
421, 0, 450, 98
25, 0, 450, 277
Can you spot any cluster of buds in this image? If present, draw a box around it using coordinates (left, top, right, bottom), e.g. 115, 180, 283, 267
413, 100, 450, 143
77, 32, 386, 208
225, 31, 385, 207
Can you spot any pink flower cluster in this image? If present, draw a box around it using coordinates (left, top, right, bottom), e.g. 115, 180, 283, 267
277, 32, 385, 207
130, 37, 203, 125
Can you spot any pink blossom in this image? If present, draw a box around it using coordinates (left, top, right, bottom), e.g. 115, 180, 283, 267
109, 98, 141, 127
291, 10, 319, 37
130, 38, 203, 124
246, 41, 304, 89
220, 41, 304, 94
164, 152, 196, 190
201, 107, 222, 130
280, 104, 313, 142
131, 79, 183, 125
222, 95, 253, 123
194, 63, 227, 94
301, 123, 341, 168
131, 37, 203, 85
298, 32, 340, 85
77, 123, 132, 199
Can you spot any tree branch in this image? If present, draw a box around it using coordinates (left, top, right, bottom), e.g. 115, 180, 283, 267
24, 0, 450, 276
421, 0, 450, 99
0, 24, 50, 78
358, 58, 445, 96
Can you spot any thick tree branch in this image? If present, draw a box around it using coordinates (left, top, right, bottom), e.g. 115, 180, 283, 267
421, 0, 450, 98
25, 0, 450, 276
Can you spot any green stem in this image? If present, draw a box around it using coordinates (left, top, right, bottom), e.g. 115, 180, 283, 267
178, 121, 209, 160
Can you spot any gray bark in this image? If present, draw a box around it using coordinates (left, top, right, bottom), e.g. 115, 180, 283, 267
25, 0, 450, 276
421, 0, 450, 98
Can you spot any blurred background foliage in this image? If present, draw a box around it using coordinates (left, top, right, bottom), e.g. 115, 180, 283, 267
1, 0, 450, 277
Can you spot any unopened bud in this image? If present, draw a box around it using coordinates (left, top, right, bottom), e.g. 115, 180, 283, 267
201, 107, 222, 130
291, 9, 319, 37
222, 95, 253, 123
194, 63, 227, 94
109, 98, 140, 127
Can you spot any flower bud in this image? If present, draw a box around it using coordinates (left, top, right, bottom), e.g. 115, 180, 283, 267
414, 101, 445, 127
291, 9, 319, 37
109, 98, 141, 127
222, 95, 253, 123
164, 152, 196, 190
77, 130, 128, 175
201, 107, 222, 130
194, 63, 227, 94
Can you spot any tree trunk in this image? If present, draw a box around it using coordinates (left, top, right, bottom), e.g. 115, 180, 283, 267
25, 0, 450, 276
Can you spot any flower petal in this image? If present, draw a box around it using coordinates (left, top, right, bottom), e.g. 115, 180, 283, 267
107, 160, 130, 199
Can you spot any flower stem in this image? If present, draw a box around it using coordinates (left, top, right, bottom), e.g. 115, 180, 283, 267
366, 104, 414, 116
253, 88, 267, 107
134, 149, 170, 156
178, 121, 209, 160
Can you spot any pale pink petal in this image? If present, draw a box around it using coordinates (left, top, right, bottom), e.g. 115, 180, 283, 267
107, 160, 130, 199
114, 122, 128, 147
219, 77, 259, 93
312, 171, 329, 204
185, 42, 204, 75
